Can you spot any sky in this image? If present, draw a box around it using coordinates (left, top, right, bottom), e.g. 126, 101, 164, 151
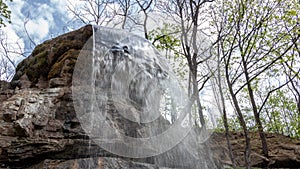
4, 0, 83, 57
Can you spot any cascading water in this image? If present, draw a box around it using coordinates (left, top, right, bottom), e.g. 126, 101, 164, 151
72, 25, 218, 168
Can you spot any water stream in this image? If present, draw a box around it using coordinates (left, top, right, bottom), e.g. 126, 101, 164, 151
72, 25, 218, 168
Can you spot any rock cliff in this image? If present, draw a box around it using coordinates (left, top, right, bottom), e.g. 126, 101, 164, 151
0, 25, 299, 169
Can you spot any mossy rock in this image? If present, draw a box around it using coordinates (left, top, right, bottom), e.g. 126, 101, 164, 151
25, 50, 49, 83
48, 49, 80, 79
11, 25, 93, 88
31, 43, 48, 56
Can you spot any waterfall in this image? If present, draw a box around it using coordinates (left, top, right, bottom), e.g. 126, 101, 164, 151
72, 25, 218, 168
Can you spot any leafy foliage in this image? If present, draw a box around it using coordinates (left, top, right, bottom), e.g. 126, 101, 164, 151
149, 23, 180, 51
0, 0, 12, 27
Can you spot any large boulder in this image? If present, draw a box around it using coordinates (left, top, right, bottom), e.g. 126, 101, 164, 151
11, 25, 93, 89
0, 25, 299, 169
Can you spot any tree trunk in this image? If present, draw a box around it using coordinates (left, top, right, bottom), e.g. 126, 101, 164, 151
225, 66, 251, 169
242, 58, 269, 158
217, 57, 236, 168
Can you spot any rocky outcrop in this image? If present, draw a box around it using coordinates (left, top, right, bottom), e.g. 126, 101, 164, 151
0, 87, 96, 168
11, 25, 93, 89
0, 25, 299, 169
209, 132, 300, 168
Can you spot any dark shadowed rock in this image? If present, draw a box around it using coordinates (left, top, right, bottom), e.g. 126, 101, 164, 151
0, 81, 13, 102
0, 81, 10, 91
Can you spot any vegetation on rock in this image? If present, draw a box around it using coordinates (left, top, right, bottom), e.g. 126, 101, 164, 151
11, 25, 93, 88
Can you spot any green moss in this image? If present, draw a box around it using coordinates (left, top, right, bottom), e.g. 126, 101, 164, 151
24, 39, 83, 81
11, 25, 93, 84
12, 59, 29, 81
48, 49, 80, 79
15, 59, 26, 71
31, 43, 47, 56
49, 40, 83, 64
25, 50, 49, 83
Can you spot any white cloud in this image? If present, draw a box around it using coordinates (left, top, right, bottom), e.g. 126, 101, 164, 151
37, 4, 55, 23
26, 18, 50, 40
51, 0, 78, 15
50, 0, 67, 7
7, 0, 60, 44
8, 0, 27, 30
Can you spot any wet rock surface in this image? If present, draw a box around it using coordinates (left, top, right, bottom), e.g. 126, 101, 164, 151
0, 25, 299, 169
